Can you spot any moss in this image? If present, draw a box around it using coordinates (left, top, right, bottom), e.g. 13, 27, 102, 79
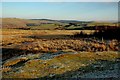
3, 52, 120, 78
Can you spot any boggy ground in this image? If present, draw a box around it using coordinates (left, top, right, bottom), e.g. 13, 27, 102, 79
2, 29, 120, 60
1, 29, 120, 79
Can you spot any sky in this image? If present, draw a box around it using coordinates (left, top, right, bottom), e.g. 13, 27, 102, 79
1, 0, 120, 2
1, 2, 118, 21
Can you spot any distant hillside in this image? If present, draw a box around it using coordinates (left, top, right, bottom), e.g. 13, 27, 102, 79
58, 20, 93, 23
2, 18, 65, 29
2, 18, 118, 30
1, 18, 89, 29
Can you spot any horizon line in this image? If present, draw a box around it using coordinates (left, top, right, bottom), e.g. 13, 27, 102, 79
1, 17, 118, 22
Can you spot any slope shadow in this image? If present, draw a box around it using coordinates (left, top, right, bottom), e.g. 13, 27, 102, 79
2, 48, 40, 61
74, 28, 120, 40
40, 60, 120, 79
23, 34, 74, 40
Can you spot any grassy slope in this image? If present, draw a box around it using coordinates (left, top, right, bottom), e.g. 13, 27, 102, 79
2, 18, 65, 29
87, 22, 117, 26
2, 52, 119, 78
2, 18, 118, 30
2, 18, 27, 28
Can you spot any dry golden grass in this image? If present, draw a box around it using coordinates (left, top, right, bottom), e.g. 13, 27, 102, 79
3, 57, 28, 67
1, 67, 12, 73
2, 29, 120, 78
2, 29, 95, 52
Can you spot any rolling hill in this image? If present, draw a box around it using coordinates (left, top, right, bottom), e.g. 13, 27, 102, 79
1, 18, 118, 30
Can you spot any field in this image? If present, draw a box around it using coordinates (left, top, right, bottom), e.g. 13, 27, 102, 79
1, 29, 120, 79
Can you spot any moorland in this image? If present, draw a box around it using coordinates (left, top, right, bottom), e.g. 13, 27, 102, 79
1, 18, 120, 79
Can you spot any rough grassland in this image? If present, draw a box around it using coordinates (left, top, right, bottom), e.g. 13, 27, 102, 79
2, 52, 120, 78
1, 29, 120, 79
